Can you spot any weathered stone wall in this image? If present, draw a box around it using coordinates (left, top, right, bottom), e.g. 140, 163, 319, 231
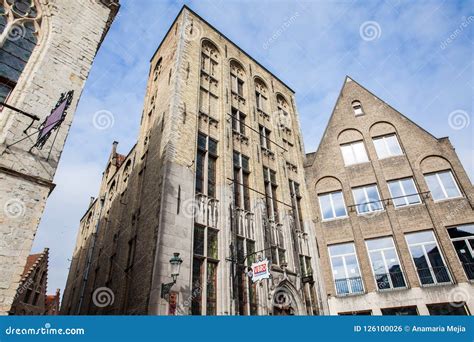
0, 0, 118, 314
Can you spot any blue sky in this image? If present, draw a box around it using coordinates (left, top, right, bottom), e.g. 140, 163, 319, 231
32, 0, 473, 294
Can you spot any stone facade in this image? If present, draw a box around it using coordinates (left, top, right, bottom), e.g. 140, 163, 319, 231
0, 0, 119, 314
61, 5, 323, 315
304, 77, 474, 315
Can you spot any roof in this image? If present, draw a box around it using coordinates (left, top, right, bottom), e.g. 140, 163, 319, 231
21, 248, 48, 281
150, 5, 294, 93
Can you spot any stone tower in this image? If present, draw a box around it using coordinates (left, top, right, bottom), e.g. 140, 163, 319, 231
305, 77, 474, 315
61, 5, 323, 315
0, 0, 119, 314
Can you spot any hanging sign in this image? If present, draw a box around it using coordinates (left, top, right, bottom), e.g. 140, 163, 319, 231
250, 258, 270, 283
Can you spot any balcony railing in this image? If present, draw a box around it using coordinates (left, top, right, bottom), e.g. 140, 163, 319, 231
374, 271, 407, 291
417, 266, 452, 286
334, 277, 364, 296
194, 193, 218, 228
235, 208, 255, 240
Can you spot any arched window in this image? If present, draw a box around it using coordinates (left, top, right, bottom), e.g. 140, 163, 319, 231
0, 0, 42, 103
199, 40, 220, 121
254, 77, 268, 114
352, 100, 364, 116
201, 40, 219, 78
277, 94, 291, 128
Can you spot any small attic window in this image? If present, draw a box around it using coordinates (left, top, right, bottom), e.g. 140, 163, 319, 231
352, 100, 364, 116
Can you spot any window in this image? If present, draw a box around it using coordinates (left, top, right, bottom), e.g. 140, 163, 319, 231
231, 107, 246, 135
233, 151, 250, 211
318, 191, 347, 220
340, 141, 369, 166
236, 235, 257, 315
255, 89, 267, 112
448, 224, 474, 280
153, 57, 162, 81
381, 306, 418, 315
405, 230, 451, 286
192, 225, 219, 315
352, 100, 364, 116
299, 255, 313, 277
259, 125, 271, 151
289, 180, 304, 231
195, 133, 218, 198
328, 243, 364, 296
0, 1, 41, 106
201, 41, 219, 78
263, 167, 279, 222
427, 303, 469, 315
366, 237, 406, 290
424, 170, 461, 201
352, 184, 383, 214
388, 178, 421, 207
373, 134, 403, 159
231, 74, 244, 97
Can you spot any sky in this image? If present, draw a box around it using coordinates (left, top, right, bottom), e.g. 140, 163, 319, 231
31, 0, 473, 294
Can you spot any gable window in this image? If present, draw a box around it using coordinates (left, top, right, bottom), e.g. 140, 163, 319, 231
405, 230, 451, 286
318, 191, 347, 220
340, 141, 369, 166
328, 243, 364, 296
231, 107, 246, 135
352, 100, 364, 116
387, 178, 421, 207
195, 133, 218, 198
366, 237, 406, 290
373, 134, 403, 159
424, 170, 461, 201
447, 224, 474, 280
352, 184, 383, 214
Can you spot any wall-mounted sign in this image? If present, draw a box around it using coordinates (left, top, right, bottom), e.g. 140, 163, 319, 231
250, 258, 270, 283
35, 90, 74, 149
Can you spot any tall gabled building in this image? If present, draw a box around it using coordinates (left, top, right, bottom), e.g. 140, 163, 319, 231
61, 5, 322, 315
304, 77, 474, 315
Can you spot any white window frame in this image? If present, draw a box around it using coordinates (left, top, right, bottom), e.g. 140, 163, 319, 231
365, 237, 406, 291
328, 243, 364, 295
424, 170, 462, 202
387, 178, 421, 208
372, 134, 403, 159
405, 231, 452, 286
352, 184, 384, 215
340, 141, 369, 166
318, 191, 348, 221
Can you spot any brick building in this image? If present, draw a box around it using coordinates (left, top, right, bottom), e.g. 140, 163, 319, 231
304, 77, 474, 315
61, 5, 322, 315
0, 0, 119, 314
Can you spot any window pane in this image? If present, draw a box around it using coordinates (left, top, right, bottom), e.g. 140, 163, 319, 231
401, 178, 420, 204
369, 250, 385, 274
329, 243, 355, 256
425, 174, 445, 200
330, 256, 346, 280
352, 188, 368, 213
352, 142, 368, 163
448, 224, 474, 238
207, 229, 218, 259
366, 185, 382, 211
319, 193, 334, 220
345, 255, 360, 277
191, 258, 203, 315
388, 180, 404, 206
193, 226, 205, 256
208, 139, 217, 155
198, 133, 207, 150
373, 138, 388, 159
427, 303, 468, 315
367, 237, 394, 250
438, 171, 461, 198
406, 231, 435, 245
386, 135, 402, 156
340, 145, 355, 165
381, 306, 418, 315
332, 191, 347, 218
206, 262, 217, 315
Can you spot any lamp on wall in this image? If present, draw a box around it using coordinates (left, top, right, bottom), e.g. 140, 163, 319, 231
161, 253, 183, 298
